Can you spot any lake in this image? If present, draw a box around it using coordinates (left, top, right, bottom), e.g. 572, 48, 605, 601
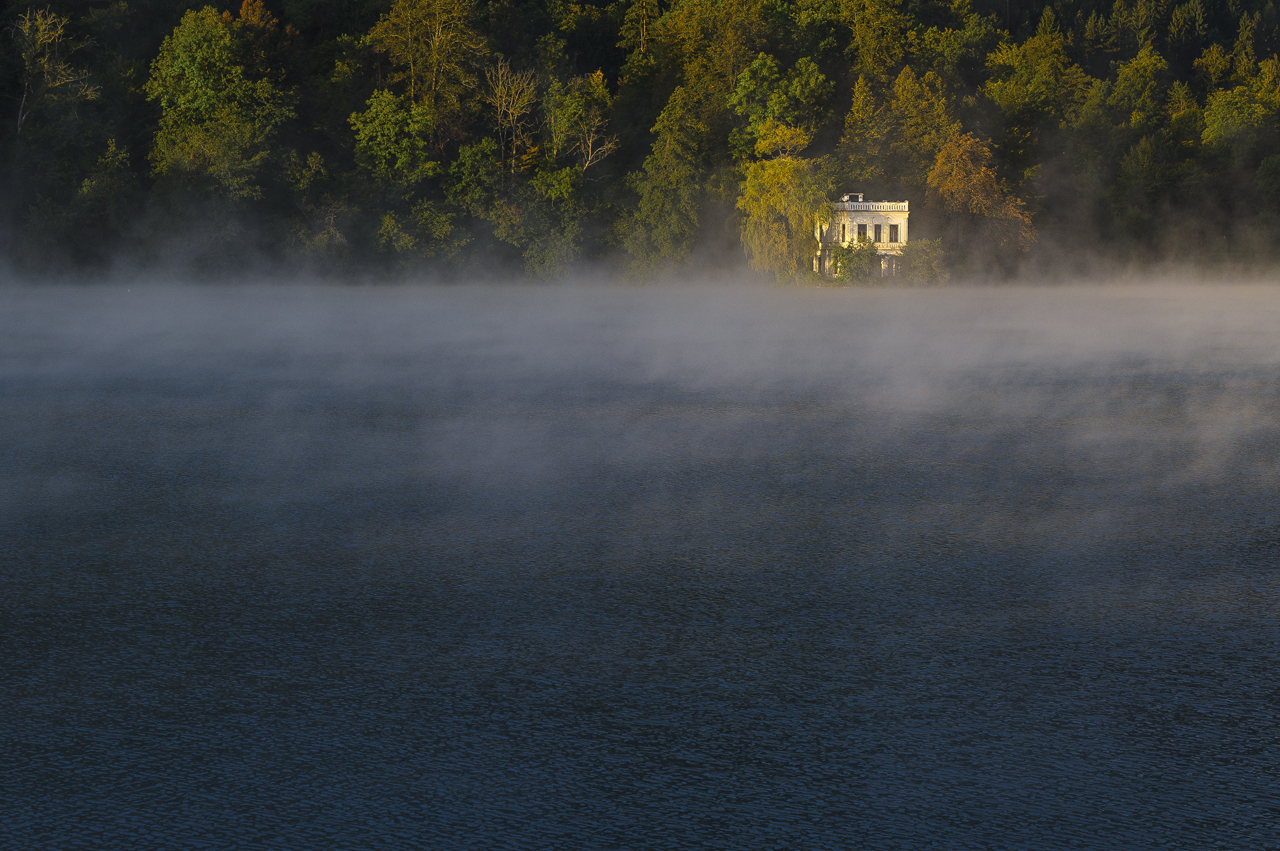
3, 283, 1278, 849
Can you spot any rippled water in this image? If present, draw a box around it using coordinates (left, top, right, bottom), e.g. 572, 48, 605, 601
3, 283, 1279, 850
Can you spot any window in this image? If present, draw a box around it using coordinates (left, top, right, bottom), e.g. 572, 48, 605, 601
874, 224, 882, 243
857, 224, 867, 240
840, 223, 846, 242
889, 224, 899, 242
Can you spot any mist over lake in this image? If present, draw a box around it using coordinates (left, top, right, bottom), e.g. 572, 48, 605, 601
3, 282, 1279, 850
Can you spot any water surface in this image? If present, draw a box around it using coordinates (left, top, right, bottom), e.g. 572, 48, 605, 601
3, 283, 1278, 849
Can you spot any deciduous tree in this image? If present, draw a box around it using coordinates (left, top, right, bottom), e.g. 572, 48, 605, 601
368, 0, 486, 134
927, 131, 1035, 254
145, 3, 295, 201
738, 153, 830, 280
10, 8, 98, 139
485, 59, 538, 170
349, 89, 439, 189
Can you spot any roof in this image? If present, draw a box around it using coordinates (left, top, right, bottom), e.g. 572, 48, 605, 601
833, 200, 909, 212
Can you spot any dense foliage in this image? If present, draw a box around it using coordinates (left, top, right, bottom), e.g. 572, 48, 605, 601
4, 0, 1280, 279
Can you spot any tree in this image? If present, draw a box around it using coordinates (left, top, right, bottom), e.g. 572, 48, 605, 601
448, 137, 502, 217
836, 67, 957, 192
829, 235, 881, 283
570, 71, 618, 172
729, 53, 833, 154
620, 0, 662, 58
284, 151, 352, 261
927, 132, 1035, 256
1195, 43, 1231, 93
897, 237, 948, 283
1108, 44, 1169, 131
12, 0, 1280, 275
25, 138, 137, 265
653, 0, 774, 141
623, 86, 706, 270
836, 75, 885, 185
368, 0, 485, 134
145, 3, 295, 201
10, 8, 98, 139
916, 8, 1002, 97
737, 154, 829, 281
349, 89, 439, 189
1167, 0, 1207, 73
375, 200, 463, 260
1201, 58, 1280, 168
983, 8, 1092, 171
843, 0, 911, 84
348, 90, 468, 263
541, 77, 582, 161
485, 59, 538, 171
884, 66, 959, 188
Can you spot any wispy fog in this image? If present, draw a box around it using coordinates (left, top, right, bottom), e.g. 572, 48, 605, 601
7, 281, 1280, 561
6, 280, 1280, 618
4, 281, 1279, 849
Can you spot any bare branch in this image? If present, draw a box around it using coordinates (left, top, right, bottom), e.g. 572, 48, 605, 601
574, 112, 617, 172
485, 60, 538, 172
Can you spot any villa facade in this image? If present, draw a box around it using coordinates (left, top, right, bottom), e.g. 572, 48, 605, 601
814, 194, 910, 277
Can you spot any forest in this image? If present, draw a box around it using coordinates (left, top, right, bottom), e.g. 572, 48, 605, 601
4, 0, 1280, 280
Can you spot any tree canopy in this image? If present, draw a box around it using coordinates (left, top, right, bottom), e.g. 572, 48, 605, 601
6, 0, 1280, 277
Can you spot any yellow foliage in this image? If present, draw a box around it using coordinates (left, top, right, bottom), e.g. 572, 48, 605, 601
927, 132, 1035, 251
369, 0, 484, 119
737, 155, 830, 281
753, 119, 814, 157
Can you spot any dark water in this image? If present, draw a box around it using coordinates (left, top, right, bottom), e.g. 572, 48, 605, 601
3, 284, 1279, 850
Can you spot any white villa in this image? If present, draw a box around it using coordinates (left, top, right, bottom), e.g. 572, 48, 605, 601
814, 194, 909, 277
